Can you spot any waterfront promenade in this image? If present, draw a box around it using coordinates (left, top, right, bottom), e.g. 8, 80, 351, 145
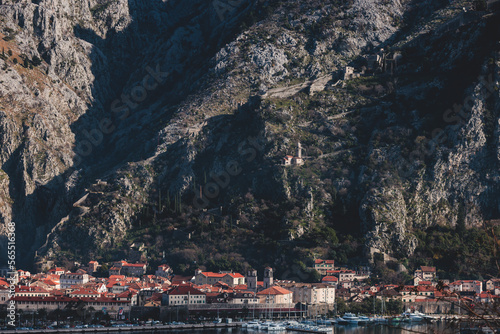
0, 322, 241, 333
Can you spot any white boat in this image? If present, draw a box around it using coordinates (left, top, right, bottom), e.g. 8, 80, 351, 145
402, 309, 424, 322
258, 321, 285, 331
286, 324, 333, 333
258, 321, 270, 330
338, 312, 359, 324
243, 320, 260, 329
267, 323, 286, 331
357, 315, 372, 324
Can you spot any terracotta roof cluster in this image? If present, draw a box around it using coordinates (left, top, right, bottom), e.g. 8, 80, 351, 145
16, 286, 49, 293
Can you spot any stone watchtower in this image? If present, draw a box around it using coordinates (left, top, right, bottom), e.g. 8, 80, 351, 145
264, 267, 273, 289
246, 269, 258, 291
293, 142, 304, 165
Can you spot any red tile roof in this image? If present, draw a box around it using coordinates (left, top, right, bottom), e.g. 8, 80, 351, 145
257, 286, 292, 296
168, 285, 205, 296
148, 292, 163, 301
116, 290, 138, 298
16, 286, 49, 293
107, 280, 129, 288
322, 276, 338, 282
227, 273, 245, 278
418, 281, 433, 285
420, 266, 436, 272
233, 284, 248, 290
171, 275, 194, 284
50, 289, 66, 296
200, 272, 226, 278
214, 281, 230, 288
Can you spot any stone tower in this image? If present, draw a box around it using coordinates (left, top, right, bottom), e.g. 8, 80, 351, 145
246, 269, 258, 291
297, 142, 302, 158
264, 267, 273, 289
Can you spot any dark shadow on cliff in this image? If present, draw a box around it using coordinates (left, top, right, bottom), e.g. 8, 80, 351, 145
69, 0, 264, 174
21, 0, 265, 267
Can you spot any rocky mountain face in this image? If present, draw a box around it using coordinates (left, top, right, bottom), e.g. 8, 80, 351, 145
0, 0, 498, 273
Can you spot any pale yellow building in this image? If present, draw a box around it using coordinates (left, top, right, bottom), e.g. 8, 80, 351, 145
285, 283, 335, 305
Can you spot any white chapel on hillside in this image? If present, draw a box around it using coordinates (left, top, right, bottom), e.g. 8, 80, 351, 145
282, 142, 304, 166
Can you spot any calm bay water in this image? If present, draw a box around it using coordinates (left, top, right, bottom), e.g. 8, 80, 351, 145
126, 322, 459, 334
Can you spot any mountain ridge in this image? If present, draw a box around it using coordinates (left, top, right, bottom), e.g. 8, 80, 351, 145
0, 0, 498, 279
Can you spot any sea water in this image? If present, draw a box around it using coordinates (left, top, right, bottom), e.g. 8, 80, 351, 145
125, 322, 458, 334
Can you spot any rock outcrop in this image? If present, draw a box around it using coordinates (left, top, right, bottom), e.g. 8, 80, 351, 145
0, 0, 498, 272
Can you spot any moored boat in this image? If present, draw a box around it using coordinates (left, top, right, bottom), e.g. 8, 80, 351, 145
357, 315, 372, 324
402, 309, 425, 322
337, 312, 359, 325
243, 320, 260, 329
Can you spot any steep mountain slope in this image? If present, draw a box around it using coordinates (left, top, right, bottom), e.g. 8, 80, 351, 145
0, 0, 256, 267
0, 0, 499, 276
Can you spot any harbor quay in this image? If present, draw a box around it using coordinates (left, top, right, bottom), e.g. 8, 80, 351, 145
156, 303, 306, 320
0, 322, 241, 334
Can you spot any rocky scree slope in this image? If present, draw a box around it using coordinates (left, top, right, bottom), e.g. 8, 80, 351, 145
0, 0, 255, 267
